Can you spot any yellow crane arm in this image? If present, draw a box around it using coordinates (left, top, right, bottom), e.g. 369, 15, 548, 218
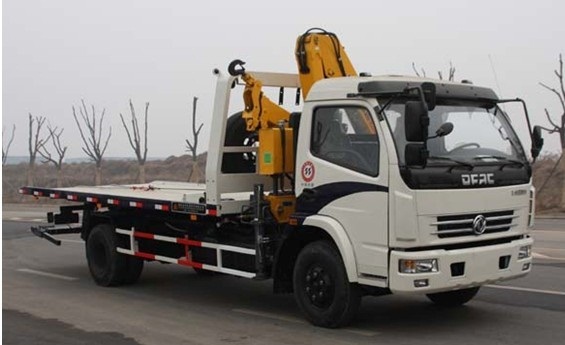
240, 73, 290, 131
227, 26, 358, 131
294, 28, 357, 99
228, 60, 290, 132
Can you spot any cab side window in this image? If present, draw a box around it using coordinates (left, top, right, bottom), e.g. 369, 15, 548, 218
311, 106, 379, 176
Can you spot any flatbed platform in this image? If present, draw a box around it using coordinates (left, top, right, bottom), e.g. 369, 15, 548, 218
19, 181, 252, 216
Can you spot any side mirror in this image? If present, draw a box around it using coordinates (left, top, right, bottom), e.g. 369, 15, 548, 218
531, 125, 544, 160
405, 143, 429, 167
421, 82, 437, 111
434, 122, 454, 138
405, 101, 429, 142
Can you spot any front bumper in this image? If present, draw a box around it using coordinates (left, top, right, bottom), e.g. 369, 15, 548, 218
389, 236, 533, 294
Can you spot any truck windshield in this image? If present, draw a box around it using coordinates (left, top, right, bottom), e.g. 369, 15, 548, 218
381, 100, 527, 166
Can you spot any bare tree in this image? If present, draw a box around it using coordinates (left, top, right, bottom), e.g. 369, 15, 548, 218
538, 53, 565, 209
72, 100, 112, 185
2, 124, 16, 166
185, 97, 204, 182
412, 62, 456, 81
539, 54, 565, 149
120, 100, 149, 183
38, 124, 68, 188
27, 114, 49, 185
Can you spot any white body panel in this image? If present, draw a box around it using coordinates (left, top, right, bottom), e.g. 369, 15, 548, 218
295, 99, 390, 284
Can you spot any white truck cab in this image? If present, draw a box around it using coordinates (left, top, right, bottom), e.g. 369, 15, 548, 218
294, 76, 534, 295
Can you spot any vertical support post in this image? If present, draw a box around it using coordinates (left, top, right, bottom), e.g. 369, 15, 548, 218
130, 227, 136, 252
253, 183, 268, 279
217, 248, 223, 271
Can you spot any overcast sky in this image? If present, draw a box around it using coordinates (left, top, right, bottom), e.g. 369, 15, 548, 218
3, 0, 564, 159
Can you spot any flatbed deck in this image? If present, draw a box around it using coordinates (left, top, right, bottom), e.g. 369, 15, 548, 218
19, 181, 252, 216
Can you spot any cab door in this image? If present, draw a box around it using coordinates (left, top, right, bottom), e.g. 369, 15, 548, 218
295, 101, 389, 279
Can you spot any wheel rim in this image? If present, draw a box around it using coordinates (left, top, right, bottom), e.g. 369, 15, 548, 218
304, 265, 334, 308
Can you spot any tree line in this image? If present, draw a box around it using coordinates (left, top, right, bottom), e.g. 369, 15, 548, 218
2, 97, 203, 186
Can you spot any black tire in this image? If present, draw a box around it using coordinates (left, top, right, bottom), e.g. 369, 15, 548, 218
122, 256, 144, 285
426, 287, 480, 307
85, 224, 128, 287
221, 112, 257, 173
293, 241, 362, 328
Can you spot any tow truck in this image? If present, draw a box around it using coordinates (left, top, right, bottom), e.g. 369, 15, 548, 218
20, 28, 544, 328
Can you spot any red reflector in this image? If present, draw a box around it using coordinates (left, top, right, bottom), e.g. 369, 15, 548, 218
155, 204, 170, 211
133, 231, 154, 240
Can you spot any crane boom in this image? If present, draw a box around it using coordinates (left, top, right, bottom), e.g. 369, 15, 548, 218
294, 28, 357, 99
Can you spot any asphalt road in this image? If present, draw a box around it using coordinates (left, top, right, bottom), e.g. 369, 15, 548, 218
2, 207, 565, 345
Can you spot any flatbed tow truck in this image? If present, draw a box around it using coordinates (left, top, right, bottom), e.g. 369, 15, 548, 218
20, 28, 544, 328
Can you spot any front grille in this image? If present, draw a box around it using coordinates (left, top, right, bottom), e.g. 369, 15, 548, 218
432, 210, 516, 238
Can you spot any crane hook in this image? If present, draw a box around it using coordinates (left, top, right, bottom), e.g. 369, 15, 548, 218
228, 59, 246, 76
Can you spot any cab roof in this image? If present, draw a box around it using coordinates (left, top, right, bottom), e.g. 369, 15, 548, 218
306, 75, 499, 103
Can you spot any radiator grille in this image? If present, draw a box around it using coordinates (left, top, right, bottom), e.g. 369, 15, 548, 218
432, 210, 516, 238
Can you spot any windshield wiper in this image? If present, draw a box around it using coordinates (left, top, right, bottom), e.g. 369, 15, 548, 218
472, 155, 525, 169
428, 156, 474, 171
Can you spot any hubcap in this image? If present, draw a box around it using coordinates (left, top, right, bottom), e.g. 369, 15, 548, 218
304, 265, 334, 308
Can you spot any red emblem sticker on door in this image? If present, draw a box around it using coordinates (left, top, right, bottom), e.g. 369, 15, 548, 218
301, 161, 315, 182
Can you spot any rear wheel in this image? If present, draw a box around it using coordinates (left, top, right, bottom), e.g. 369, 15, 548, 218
122, 256, 144, 285
86, 224, 128, 286
426, 287, 480, 307
293, 241, 362, 328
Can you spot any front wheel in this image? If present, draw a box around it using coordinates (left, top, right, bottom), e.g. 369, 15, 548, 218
426, 287, 480, 307
293, 241, 362, 328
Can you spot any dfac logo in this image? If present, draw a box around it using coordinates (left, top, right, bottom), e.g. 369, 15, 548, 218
461, 173, 494, 186
301, 161, 315, 182
472, 215, 487, 235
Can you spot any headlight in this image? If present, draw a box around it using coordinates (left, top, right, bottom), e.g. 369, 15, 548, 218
399, 259, 438, 273
518, 245, 532, 259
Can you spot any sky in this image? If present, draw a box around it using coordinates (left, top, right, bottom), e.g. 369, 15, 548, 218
2, 0, 564, 159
